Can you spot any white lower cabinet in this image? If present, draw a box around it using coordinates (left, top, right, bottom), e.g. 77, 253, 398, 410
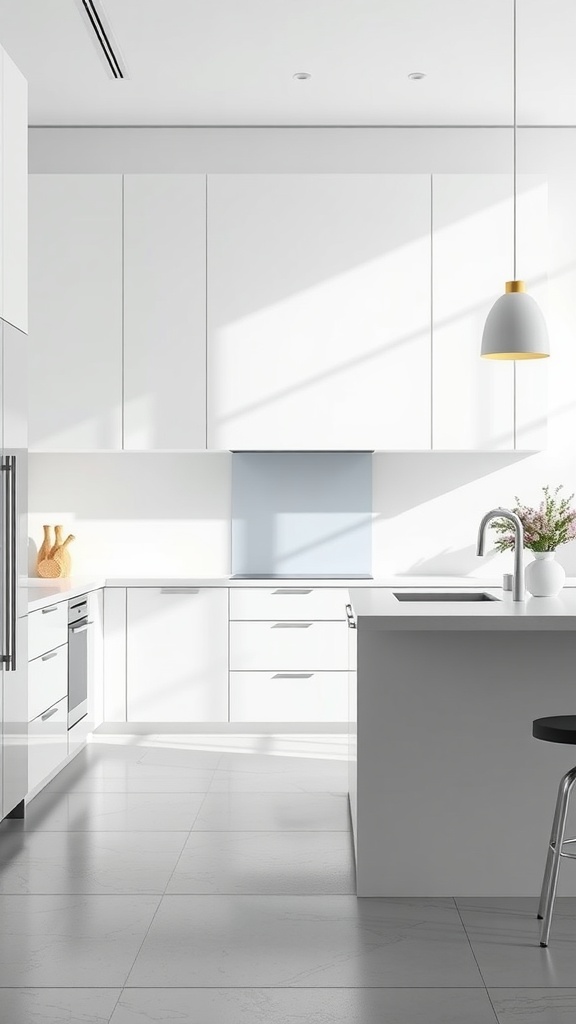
28, 644, 67, 723
229, 588, 349, 722
28, 602, 68, 662
229, 587, 347, 621
126, 587, 229, 722
68, 715, 91, 759
229, 620, 348, 672
28, 698, 67, 793
230, 671, 347, 723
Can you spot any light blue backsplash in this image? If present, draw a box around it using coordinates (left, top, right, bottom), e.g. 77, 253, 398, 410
231, 452, 372, 576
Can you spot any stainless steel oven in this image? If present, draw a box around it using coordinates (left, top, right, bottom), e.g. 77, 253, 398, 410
68, 597, 89, 729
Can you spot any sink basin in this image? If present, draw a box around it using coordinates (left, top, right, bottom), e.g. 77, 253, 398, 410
393, 592, 500, 603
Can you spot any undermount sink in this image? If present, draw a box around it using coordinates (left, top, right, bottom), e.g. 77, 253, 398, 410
393, 592, 500, 603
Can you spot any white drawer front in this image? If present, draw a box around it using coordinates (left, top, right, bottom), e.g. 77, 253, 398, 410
28, 602, 68, 661
28, 643, 68, 722
230, 587, 348, 621
28, 697, 68, 793
230, 671, 348, 722
229, 620, 348, 671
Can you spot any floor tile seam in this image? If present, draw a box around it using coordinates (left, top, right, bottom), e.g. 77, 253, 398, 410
0, 829, 192, 834
146, 893, 456, 901
185, 829, 352, 834
0, 984, 497, 990
206, 790, 349, 796
0, 893, 167, 900
164, 889, 358, 896
115, 983, 498, 990
0, 828, 350, 837
159, 789, 214, 897
121, 893, 166, 989
191, 826, 352, 833
51, 789, 219, 795
107, 984, 125, 1023
11, 828, 205, 833
0, 890, 172, 896
453, 897, 499, 1021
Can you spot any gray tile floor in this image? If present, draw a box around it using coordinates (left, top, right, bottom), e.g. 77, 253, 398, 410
0, 736, 573, 1022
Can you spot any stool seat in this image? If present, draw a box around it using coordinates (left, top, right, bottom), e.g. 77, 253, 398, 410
533, 716, 576, 745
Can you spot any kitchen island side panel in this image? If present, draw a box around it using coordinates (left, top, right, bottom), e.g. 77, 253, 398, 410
355, 629, 576, 896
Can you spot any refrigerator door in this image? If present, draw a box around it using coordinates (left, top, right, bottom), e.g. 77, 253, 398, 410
0, 322, 28, 818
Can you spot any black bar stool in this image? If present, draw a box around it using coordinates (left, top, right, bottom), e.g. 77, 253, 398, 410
533, 716, 576, 947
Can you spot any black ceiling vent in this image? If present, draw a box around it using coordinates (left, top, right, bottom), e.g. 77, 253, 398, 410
76, 0, 127, 79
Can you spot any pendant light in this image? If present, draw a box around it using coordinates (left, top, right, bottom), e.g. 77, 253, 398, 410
481, 0, 549, 360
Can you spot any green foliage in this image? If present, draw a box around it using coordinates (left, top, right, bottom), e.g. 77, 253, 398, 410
491, 485, 576, 553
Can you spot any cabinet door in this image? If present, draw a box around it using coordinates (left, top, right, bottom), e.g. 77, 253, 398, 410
229, 621, 349, 671
208, 174, 431, 450
28, 644, 68, 723
432, 175, 515, 450
127, 588, 228, 722
123, 175, 207, 450
230, 671, 348, 723
1, 47, 28, 334
87, 589, 104, 730
28, 175, 123, 450
28, 697, 67, 794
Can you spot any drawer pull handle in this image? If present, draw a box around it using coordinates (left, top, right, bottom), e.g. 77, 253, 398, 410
345, 603, 356, 629
160, 588, 200, 595
272, 589, 313, 595
271, 622, 312, 629
272, 673, 314, 679
41, 651, 58, 662
41, 606, 59, 615
41, 707, 59, 721
69, 622, 93, 634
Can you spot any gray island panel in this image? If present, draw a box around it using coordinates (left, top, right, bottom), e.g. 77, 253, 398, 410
349, 588, 576, 896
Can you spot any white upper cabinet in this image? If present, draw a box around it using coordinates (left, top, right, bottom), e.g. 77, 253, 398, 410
207, 174, 431, 451
126, 587, 228, 722
0, 46, 27, 334
123, 175, 207, 450
432, 174, 515, 450
28, 175, 123, 450
432, 174, 548, 450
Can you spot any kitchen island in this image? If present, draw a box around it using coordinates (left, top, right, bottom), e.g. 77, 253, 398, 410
348, 587, 576, 896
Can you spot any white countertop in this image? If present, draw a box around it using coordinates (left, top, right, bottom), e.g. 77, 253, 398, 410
98, 575, 511, 589
349, 586, 576, 631
23, 575, 576, 615
24, 578, 105, 612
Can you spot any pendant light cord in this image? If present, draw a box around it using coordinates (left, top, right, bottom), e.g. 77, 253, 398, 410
513, 0, 517, 278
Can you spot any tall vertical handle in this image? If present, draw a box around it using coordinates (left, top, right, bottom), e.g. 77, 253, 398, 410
2, 456, 16, 672
9, 455, 17, 672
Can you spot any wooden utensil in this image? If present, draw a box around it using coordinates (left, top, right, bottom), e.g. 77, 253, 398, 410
36, 525, 75, 578
36, 525, 53, 568
49, 524, 64, 558
53, 533, 75, 578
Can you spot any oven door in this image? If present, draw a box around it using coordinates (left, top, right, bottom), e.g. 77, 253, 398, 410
68, 619, 88, 729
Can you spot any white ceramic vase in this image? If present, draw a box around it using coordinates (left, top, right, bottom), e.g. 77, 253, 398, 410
525, 551, 566, 598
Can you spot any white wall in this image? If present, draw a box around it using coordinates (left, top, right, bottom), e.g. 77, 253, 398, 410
372, 450, 576, 578
27, 126, 576, 579
28, 453, 231, 577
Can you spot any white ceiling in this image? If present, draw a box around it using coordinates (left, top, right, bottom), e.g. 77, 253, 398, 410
0, 0, 572, 127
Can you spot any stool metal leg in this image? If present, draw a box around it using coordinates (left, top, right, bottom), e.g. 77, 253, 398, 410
539, 766, 576, 947
537, 767, 576, 919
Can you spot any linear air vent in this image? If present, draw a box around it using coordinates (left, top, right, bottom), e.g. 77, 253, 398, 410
76, 0, 127, 79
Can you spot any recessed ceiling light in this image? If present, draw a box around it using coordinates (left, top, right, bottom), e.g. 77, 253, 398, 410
408, 71, 426, 80
293, 72, 311, 81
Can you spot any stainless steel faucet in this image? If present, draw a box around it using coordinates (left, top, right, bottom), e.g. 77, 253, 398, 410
477, 507, 525, 602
